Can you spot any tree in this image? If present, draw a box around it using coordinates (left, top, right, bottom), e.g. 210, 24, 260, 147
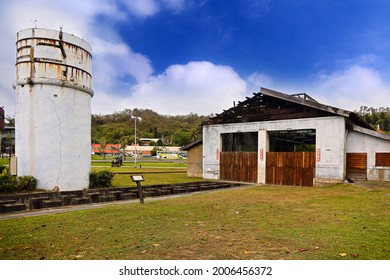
91, 108, 209, 146
356, 107, 390, 132
5, 116, 15, 126
173, 129, 191, 146
128, 136, 142, 146
99, 137, 107, 159
119, 136, 129, 160
156, 139, 164, 146
372, 113, 379, 126
152, 146, 162, 156
383, 116, 390, 131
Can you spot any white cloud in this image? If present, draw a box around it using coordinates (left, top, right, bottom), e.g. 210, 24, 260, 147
9, 0, 388, 119
90, 38, 153, 88
313, 65, 390, 111
343, 54, 381, 67
121, 61, 247, 115
123, 0, 160, 17
91, 91, 125, 115
0, 0, 203, 117
0, 0, 153, 116
122, 0, 192, 17
246, 72, 273, 93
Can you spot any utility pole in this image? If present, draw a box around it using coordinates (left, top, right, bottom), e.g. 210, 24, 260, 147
131, 116, 142, 168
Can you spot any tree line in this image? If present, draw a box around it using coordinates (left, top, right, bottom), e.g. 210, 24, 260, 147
357, 106, 390, 132
91, 108, 208, 147
3, 105, 389, 152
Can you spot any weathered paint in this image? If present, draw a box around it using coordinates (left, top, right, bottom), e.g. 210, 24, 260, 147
203, 116, 348, 184
186, 143, 203, 177
347, 129, 390, 181
14, 28, 92, 96
257, 129, 268, 184
13, 28, 93, 191
204, 115, 390, 184
314, 116, 346, 182
203, 125, 221, 179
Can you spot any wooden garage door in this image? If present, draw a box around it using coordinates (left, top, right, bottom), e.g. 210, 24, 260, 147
346, 153, 367, 179
220, 152, 258, 183
266, 152, 315, 187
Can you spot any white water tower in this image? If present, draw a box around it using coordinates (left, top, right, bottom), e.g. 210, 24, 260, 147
13, 28, 93, 191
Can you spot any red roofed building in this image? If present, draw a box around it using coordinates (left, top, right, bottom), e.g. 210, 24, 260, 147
91, 143, 101, 154
105, 144, 121, 156
91, 144, 122, 156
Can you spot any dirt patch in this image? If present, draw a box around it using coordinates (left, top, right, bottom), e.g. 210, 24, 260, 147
352, 180, 390, 189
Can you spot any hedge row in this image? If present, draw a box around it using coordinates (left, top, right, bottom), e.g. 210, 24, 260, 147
0, 166, 37, 193
89, 170, 114, 188
0, 167, 114, 193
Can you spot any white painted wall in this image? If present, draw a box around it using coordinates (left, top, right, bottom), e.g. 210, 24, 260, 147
203, 116, 347, 183
15, 85, 91, 190
203, 125, 221, 179
14, 28, 93, 191
315, 117, 346, 182
346, 130, 390, 181
257, 129, 268, 184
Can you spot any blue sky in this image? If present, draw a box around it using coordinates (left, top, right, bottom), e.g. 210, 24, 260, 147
1, 0, 390, 116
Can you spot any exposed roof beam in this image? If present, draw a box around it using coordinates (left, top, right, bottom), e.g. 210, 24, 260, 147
260, 87, 351, 117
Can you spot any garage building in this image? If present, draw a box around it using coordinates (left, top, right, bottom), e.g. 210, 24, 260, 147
202, 88, 390, 186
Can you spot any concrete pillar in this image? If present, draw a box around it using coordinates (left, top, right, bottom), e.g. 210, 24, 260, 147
202, 125, 221, 180
258, 129, 269, 184
315, 117, 346, 183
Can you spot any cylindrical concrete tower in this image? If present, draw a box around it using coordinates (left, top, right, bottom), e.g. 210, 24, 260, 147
13, 28, 93, 191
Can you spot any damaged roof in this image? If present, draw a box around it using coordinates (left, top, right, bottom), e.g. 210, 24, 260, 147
207, 87, 373, 130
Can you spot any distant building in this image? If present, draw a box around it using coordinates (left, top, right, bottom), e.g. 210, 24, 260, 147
0, 107, 4, 131
125, 145, 153, 157
105, 144, 122, 156
91, 143, 101, 155
156, 146, 186, 159
91, 144, 121, 156
140, 138, 160, 146
0, 126, 15, 156
124, 145, 187, 158
182, 139, 203, 177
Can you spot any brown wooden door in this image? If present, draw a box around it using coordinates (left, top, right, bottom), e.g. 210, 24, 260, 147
266, 152, 315, 186
220, 152, 258, 183
346, 153, 367, 179
375, 153, 390, 167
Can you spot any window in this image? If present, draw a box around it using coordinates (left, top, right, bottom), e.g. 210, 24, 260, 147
376, 153, 390, 167
268, 129, 316, 152
221, 132, 258, 152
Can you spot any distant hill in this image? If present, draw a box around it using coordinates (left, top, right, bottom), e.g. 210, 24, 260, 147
91, 108, 208, 146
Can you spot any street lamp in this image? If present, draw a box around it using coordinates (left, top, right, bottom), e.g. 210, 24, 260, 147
131, 116, 142, 167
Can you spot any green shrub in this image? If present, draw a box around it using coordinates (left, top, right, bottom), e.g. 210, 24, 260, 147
89, 170, 114, 188
17, 176, 37, 191
0, 165, 8, 174
0, 167, 37, 193
0, 173, 18, 193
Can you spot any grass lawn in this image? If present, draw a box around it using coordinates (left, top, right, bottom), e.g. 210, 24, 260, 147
0, 183, 389, 260
91, 166, 200, 187
0, 158, 9, 166
111, 172, 206, 187
91, 161, 187, 168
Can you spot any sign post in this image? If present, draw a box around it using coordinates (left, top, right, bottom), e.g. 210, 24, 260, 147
131, 175, 145, 204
